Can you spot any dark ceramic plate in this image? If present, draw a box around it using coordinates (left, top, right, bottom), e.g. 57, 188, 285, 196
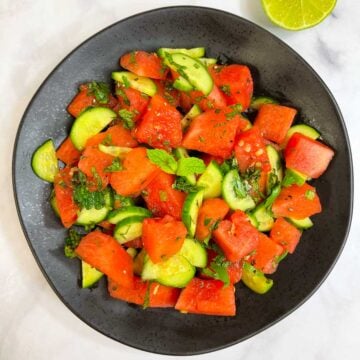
13, 6, 353, 355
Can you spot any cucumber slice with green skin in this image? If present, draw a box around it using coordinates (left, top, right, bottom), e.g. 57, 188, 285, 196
287, 217, 313, 230
179, 238, 207, 268
50, 190, 60, 217
222, 170, 256, 211
157, 47, 205, 59
114, 215, 145, 244
107, 206, 152, 224
251, 204, 274, 232
164, 53, 213, 96
112, 71, 157, 96
182, 190, 204, 237
98, 144, 132, 158
282, 168, 308, 187
70, 107, 117, 150
250, 96, 278, 110
173, 76, 193, 92
181, 104, 202, 130
174, 148, 196, 185
31, 139, 59, 182
242, 262, 273, 294
197, 160, 223, 199
198, 57, 217, 66
142, 253, 195, 288
247, 213, 259, 228
76, 189, 113, 226
81, 261, 103, 288
266, 145, 283, 194
285, 124, 320, 143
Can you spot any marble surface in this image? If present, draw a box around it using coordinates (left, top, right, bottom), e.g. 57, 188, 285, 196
1, 0, 359, 359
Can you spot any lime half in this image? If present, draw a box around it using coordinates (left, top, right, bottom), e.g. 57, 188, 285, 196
262, 0, 337, 31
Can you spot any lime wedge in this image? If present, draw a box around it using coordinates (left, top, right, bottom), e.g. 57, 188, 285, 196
262, 0, 337, 31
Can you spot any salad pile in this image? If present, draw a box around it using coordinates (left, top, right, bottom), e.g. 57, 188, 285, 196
32, 47, 334, 316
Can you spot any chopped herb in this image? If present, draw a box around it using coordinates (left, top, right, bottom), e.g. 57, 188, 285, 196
193, 63, 200, 69
220, 84, 231, 96
220, 157, 238, 175
114, 194, 133, 207
214, 108, 221, 114
129, 51, 137, 64
305, 189, 316, 200
226, 104, 243, 119
121, 75, 131, 88
204, 218, 212, 226
267, 170, 278, 193
202, 254, 231, 286
159, 191, 168, 202
91, 167, 103, 190
87, 81, 110, 104
64, 229, 82, 258
263, 183, 281, 209
146, 149, 178, 174
118, 109, 138, 130
164, 92, 175, 105
232, 171, 247, 199
105, 158, 122, 172
198, 136, 205, 143
101, 134, 113, 146
172, 177, 198, 192
115, 87, 130, 106
243, 167, 263, 202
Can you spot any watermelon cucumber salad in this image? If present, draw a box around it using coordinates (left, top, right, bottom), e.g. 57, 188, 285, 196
31, 47, 334, 316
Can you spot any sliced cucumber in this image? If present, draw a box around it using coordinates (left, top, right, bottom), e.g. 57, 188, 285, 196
181, 104, 202, 130
198, 57, 217, 66
112, 71, 157, 96
98, 144, 132, 158
50, 190, 60, 217
31, 139, 59, 182
266, 145, 283, 194
247, 213, 259, 228
107, 206, 152, 224
197, 160, 223, 199
285, 124, 320, 143
174, 148, 196, 185
222, 170, 255, 211
251, 204, 274, 232
173, 76, 193, 92
70, 107, 117, 150
81, 261, 103, 288
242, 262, 273, 294
142, 253, 195, 288
250, 96, 278, 110
287, 217, 314, 230
179, 238, 207, 268
114, 215, 145, 244
76, 189, 113, 226
165, 53, 213, 95
182, 190, 204, 237
282, 168, 308, 187
158, 47, 205, 59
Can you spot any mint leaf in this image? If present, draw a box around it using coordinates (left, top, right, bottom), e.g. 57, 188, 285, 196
87, 81, 110, 104
146, 149, 177, 174
305, 189, 316, 200
105, 158, 122, 173
176, 157, 206, 177
172, 177, 198, 192
119, 109, 138, 130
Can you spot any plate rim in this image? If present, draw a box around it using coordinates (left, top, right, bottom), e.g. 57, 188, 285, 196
12, 5, 354, 355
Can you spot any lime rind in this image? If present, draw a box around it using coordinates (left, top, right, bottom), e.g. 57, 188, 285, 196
262, 0, 337, 31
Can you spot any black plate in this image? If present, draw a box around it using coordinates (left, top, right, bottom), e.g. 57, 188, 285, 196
13, 6, 353, 355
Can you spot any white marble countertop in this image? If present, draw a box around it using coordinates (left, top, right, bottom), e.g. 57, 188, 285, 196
1, 0, 359, 359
